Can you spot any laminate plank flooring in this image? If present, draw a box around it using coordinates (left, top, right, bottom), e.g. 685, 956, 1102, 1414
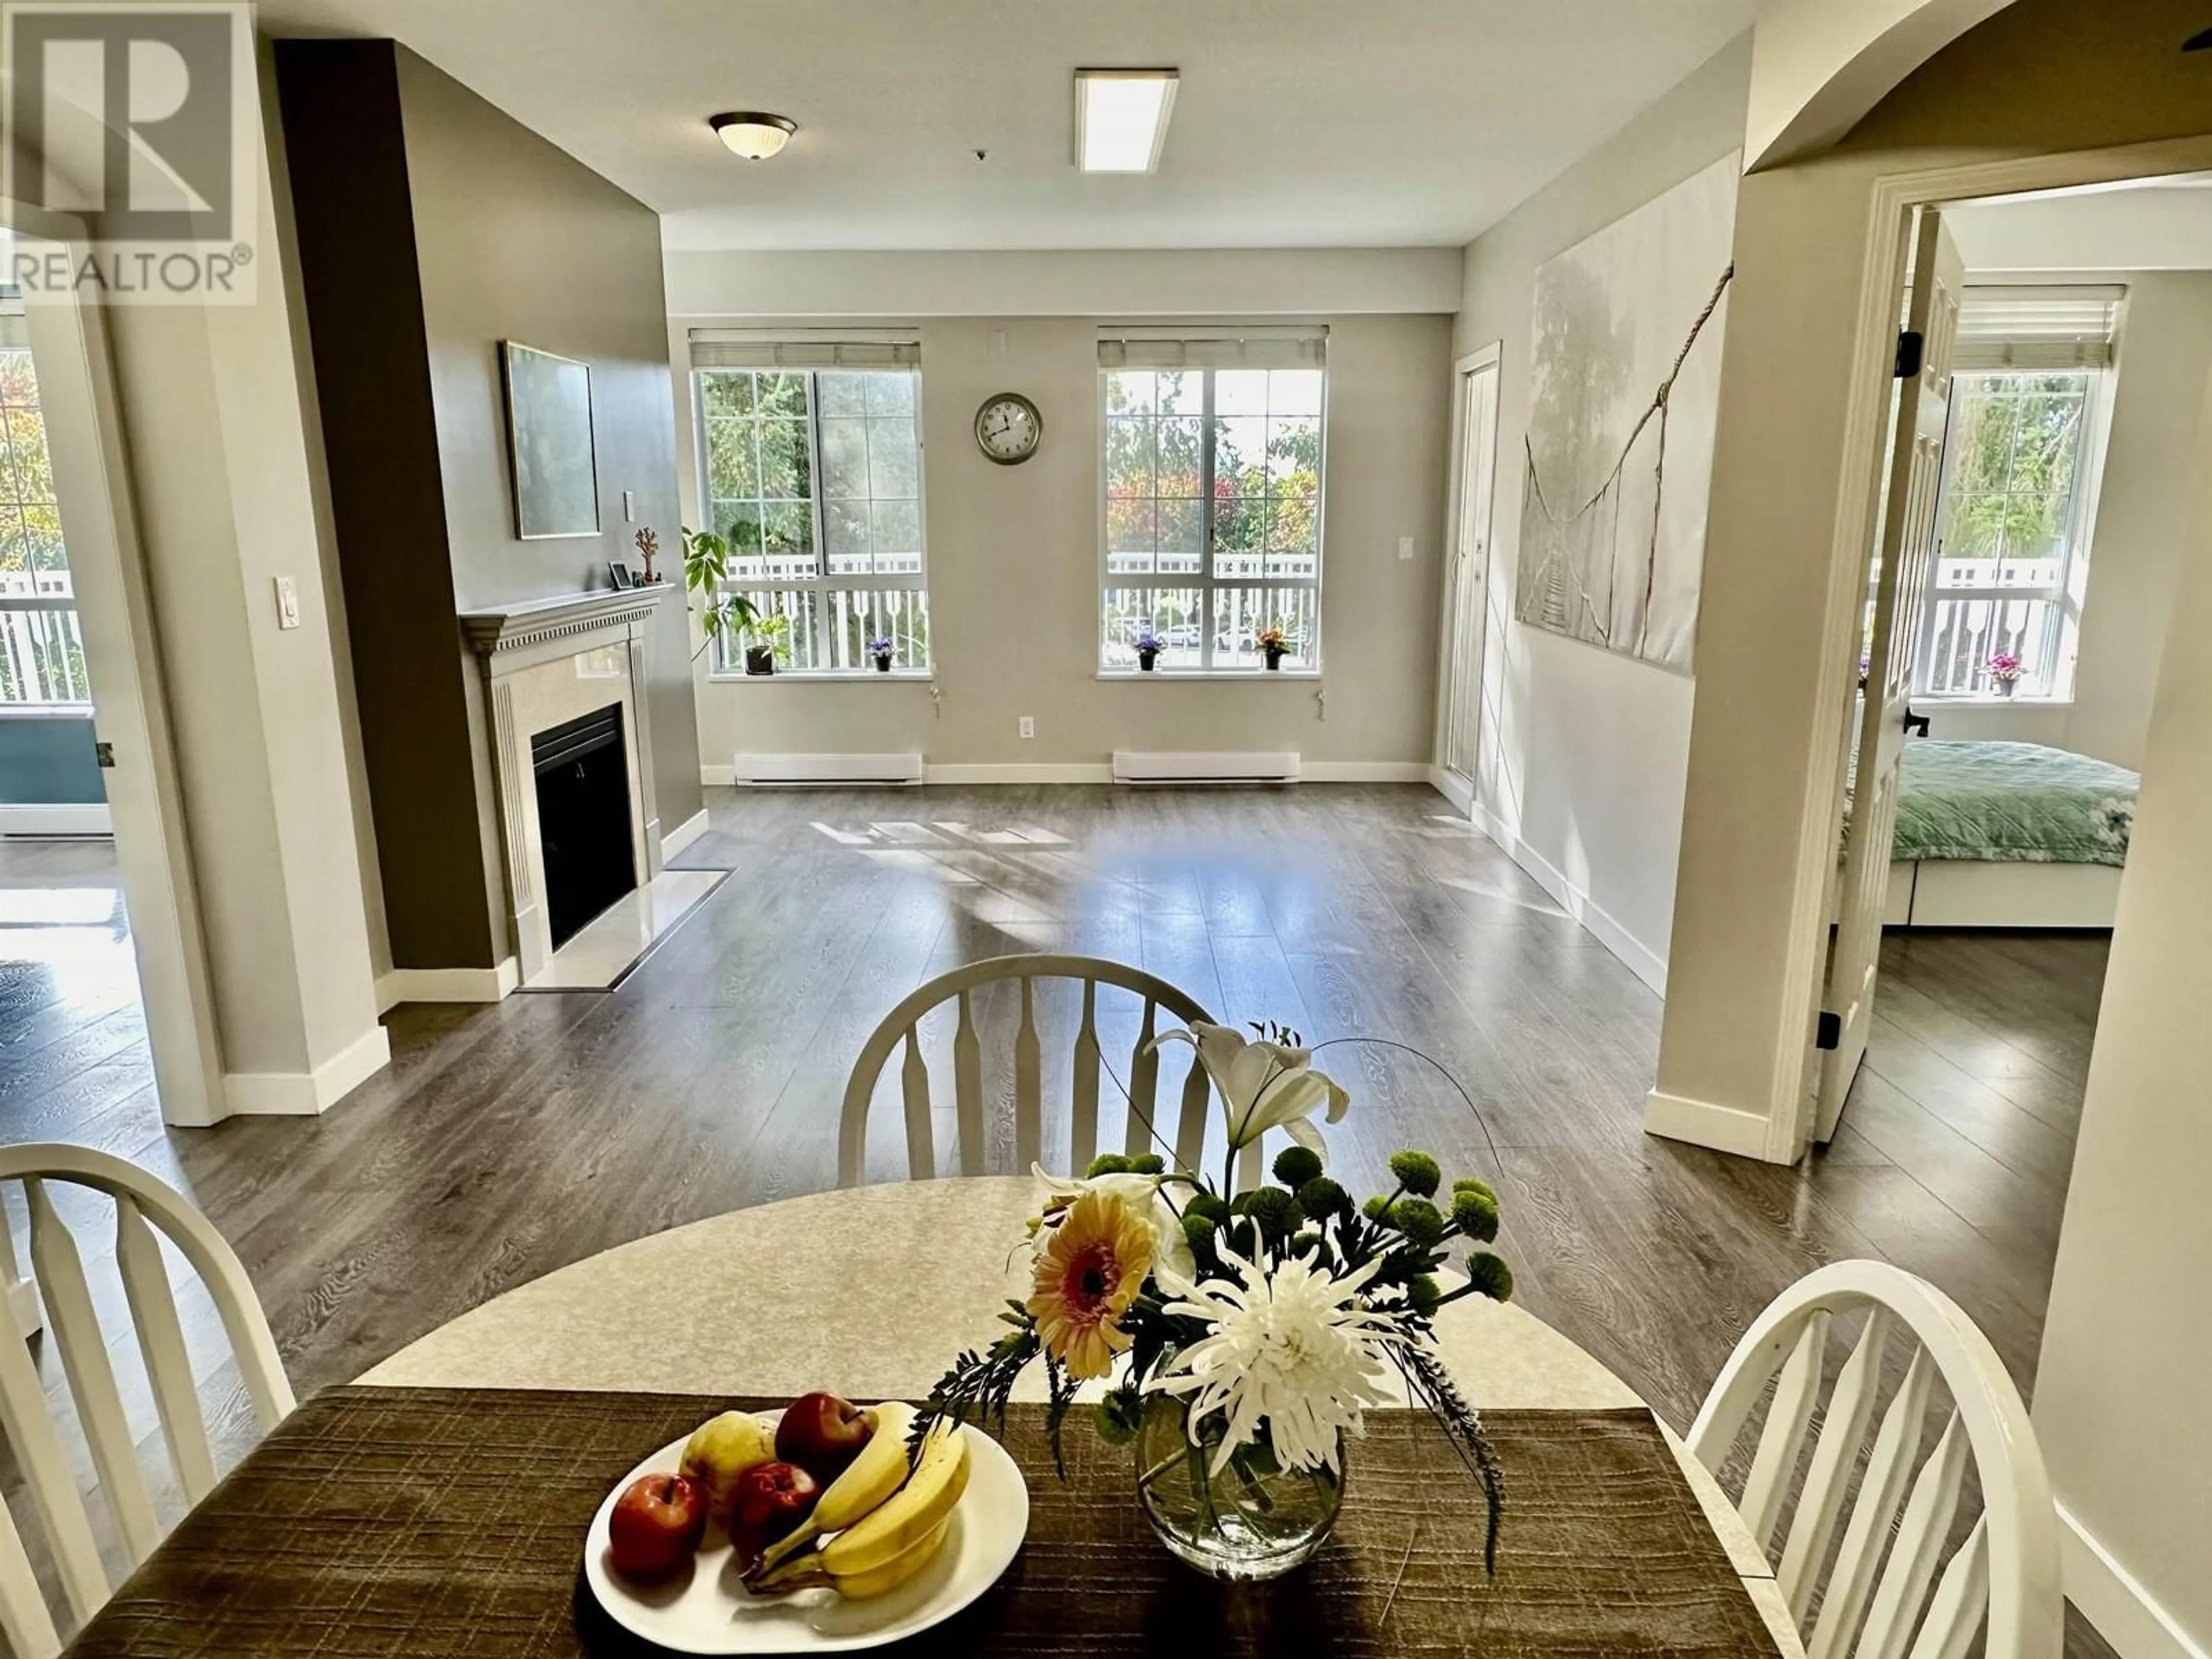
0, 797, 2118, 1656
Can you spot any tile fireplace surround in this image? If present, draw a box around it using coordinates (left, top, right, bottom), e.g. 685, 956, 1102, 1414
461, 588, 673, 986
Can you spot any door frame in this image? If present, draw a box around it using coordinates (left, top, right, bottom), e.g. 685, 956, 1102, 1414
1783, 132, 2212, 1163
1432, 342, 1503, 816
2, 196, 225, 1128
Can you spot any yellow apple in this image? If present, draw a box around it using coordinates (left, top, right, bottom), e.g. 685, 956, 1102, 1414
679, 1411, 778, 1521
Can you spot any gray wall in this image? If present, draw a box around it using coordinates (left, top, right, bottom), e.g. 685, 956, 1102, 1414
276, 40, 700, 974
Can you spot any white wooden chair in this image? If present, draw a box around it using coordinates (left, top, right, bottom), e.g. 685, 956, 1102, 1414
1688, 1260, 2061, 1659
0, 1143, 294, 1658
840, 954, 1230, 1187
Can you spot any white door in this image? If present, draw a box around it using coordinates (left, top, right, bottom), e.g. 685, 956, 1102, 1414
1814, 210, 1963, 1145
7, 207, 225, 1127
1438, 349, 1501, 802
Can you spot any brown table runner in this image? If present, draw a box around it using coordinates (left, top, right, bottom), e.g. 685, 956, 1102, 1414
66, 1388, 1780, 1658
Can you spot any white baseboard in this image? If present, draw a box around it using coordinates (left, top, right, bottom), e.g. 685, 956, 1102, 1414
660, 807, 710, 863
1471, 802, 1669, 994
0, 803, 112, 836
225, 1023, 392, 1118
375, 959, 520, 1012
1301, 760, 1433, 783
1430, 764, 1476, 816
2061, 1503, 2209, 1659
926, 763, 1116, 785
1643, 1089, 1783, 1160
700, 763, 737, 787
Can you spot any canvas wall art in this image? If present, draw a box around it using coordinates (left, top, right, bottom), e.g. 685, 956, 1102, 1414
1515, 151, 1738, 673
501, 342, 601, 540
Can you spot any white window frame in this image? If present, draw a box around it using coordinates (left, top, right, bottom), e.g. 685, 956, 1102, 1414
687, 332, 930, 680
1912, 285, 2122, 705
0, 298, 90, 709
1914, 363, 2114, 704
1096, 330, 1327, 677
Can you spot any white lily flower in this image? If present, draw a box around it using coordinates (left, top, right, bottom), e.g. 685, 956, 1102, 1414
1030, 1162, 1195, 1281
1146, 1239, 1400, 1476
1152, 1021, 1350, 1160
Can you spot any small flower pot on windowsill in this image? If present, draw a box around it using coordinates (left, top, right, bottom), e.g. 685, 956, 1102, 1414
1995, 679, 2017, 699
1137, 649, 1160, 673
744, 646, 776, 676
872, 656, 893, 673
1263, 646, 1287, 672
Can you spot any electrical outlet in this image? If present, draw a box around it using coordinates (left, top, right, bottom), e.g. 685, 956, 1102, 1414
1398, 536, 1415, 561
1018, 716, 1035, 740
273, 575, 301, 630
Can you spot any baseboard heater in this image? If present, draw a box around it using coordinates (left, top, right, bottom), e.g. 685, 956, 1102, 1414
1112, 751, 1302, 785
730, 752, 924, 786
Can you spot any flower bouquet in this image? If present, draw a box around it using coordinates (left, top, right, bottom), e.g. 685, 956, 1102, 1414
867, 635, 896, 673
1987, 651, 2022, 697
914, 1022, 1510, 1582
1134, 630, 1168, 672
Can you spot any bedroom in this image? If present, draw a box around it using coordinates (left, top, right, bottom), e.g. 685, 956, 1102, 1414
1816, 175, 2212, 1196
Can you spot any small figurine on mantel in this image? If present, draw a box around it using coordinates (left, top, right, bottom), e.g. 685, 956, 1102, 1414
634, 527, 662, 584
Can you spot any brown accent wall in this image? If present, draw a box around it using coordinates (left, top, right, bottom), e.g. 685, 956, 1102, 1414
274, 40, 702, 975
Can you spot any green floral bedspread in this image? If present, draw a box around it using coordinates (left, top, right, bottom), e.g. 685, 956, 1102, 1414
1849, 740, 2138, 866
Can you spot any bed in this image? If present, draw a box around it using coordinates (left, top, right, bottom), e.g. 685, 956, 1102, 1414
1846, 740, 2138, 929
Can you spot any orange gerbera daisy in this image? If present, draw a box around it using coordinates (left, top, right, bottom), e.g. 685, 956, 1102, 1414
1027, 1191, 1155, 1379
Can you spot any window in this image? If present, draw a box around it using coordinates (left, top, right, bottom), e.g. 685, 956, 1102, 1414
0, 304, 85, 706
1916, 287, 2120, 702
688, 332, 928, 674
1099, 329, 1325, 672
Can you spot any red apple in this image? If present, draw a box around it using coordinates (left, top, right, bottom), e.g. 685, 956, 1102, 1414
608, 1473, 706, 1579
728, 1460, 821, 1573
774, 1392, 874, 1480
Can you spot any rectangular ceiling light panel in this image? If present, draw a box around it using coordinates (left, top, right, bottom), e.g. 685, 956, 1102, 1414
1076, 69, 1177, 173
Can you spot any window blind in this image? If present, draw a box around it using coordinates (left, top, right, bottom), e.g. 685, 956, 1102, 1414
688, 328, 920, 370
1097, 326, 1327, 372
1952, 286, 2124, 372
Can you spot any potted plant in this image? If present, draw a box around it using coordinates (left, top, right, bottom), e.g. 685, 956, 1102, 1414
680, 527, 762, 665
742, 612, 790, 676
1987, 651, 2023, 698
866, 635, 896, 673
1257, 623, 1290, 671
1134, 629, 1166, 672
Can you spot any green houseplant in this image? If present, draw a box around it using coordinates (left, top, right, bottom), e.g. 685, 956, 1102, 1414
684, 525, 797, 673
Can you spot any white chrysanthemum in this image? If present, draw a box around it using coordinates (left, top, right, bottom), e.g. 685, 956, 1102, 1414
1146, 1241, 1399, 1476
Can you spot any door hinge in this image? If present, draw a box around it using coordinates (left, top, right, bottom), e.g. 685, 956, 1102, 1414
1815, 1010, 1842, 1051
1894, 330, 1925, 380
93, 741, 116, 770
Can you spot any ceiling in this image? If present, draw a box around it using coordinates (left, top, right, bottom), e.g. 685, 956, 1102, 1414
252, 0, 1754, 252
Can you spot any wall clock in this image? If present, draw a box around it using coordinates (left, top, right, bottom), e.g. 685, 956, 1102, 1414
975, 392, 1043, 465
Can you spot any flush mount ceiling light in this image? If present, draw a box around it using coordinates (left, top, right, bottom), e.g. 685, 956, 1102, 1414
710, 111, 797, 160
1075, 69, 1177, 173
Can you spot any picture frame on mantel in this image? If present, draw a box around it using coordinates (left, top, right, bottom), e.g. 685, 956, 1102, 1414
500, 341, 601, 540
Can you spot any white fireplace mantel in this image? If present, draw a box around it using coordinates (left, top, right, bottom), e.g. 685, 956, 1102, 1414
461, 586, 675, 983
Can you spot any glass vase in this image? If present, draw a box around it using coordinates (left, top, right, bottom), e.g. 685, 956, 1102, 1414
1133, 1384, 1344, 1581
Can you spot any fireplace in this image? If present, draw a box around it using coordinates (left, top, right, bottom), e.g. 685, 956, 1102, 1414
532, 704, 638, 950
462, 588, 672, 984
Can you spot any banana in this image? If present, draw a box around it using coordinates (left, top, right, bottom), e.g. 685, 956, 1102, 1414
748, 1423, 969, 1594
751, 1402, 918, 1576
824, 1515, 952, 1600
817, 1422, 967, 1578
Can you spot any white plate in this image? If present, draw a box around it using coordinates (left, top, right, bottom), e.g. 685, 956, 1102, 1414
582, 1418, 1029, 1654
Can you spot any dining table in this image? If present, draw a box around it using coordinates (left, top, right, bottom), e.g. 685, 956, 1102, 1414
66, 1176, 1805, 1657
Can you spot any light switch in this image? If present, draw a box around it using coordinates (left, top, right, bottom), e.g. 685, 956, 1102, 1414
1398, 536, 1415, 562
623, 490, 636, 523
273, 575, 301, 630
990, 330, 1007, 356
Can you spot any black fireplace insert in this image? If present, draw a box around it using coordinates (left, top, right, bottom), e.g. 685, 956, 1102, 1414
531, 704, 637, 951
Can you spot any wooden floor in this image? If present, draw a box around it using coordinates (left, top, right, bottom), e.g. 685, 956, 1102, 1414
0, 790, 2118, 1653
